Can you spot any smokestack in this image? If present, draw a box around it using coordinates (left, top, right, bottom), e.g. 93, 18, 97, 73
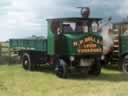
77, 7, 90, 18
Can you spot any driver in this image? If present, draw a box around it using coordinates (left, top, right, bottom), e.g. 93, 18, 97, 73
83, 22, 88, 33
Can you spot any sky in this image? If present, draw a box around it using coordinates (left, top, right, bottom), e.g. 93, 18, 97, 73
0, 0, 128, 41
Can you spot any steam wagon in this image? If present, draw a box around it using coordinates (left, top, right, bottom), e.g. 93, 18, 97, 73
9, 7, 103, 78
107, 20, 128, 73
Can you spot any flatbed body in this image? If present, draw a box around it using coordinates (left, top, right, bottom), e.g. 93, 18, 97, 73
10, 38, 47, 52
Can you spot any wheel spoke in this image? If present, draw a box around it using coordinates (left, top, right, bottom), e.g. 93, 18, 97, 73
24, 60, 28, 65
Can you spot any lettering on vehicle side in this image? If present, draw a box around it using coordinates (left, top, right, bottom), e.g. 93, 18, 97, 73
73, 37, 102, 53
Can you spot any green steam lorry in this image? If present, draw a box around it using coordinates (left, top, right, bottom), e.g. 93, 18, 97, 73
9, 8, 103, 78
110, 21, 128, 73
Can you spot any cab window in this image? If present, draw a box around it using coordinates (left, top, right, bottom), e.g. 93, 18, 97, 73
62, 20, 100, 33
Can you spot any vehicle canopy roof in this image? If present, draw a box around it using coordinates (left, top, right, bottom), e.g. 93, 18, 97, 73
47, 17, 102, 22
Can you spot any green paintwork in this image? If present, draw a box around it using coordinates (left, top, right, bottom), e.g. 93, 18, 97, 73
120, 34, 128, 56
9, 38, 47, 52
47, 21, 55, 55
10, 17, 103, 57
55, 32, 103, 56
47, 17, 102, 56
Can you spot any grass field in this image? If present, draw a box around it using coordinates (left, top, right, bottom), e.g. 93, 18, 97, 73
0, 64, 128, 96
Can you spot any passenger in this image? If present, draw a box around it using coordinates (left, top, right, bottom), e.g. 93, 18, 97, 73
82, 22, 88, 33
63, 24, 73, 32
75, 23, 83, 32
92, 21, 98, 32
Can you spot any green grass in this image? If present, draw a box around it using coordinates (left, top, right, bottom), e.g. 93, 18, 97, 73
0, 64, 128, 96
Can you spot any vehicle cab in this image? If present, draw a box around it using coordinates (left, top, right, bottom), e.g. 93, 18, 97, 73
47, 17, 103, 56
47, 7, 103, 78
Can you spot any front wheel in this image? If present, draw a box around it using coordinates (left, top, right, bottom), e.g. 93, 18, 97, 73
55, 59, 68, 78
122, 55, 128, 74
89, 58, 101, 76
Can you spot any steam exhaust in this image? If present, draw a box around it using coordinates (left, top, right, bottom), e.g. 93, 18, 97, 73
100, 23, 114, 55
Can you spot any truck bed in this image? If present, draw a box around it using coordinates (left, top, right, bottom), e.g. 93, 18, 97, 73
9, 38, 47, 52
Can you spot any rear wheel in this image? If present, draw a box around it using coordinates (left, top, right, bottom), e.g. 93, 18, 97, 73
55, 59, 68, 78
122, 55, 128, 74
22, 53, 35, 71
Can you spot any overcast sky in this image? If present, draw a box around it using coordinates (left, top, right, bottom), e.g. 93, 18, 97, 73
0, 0, 128, 41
